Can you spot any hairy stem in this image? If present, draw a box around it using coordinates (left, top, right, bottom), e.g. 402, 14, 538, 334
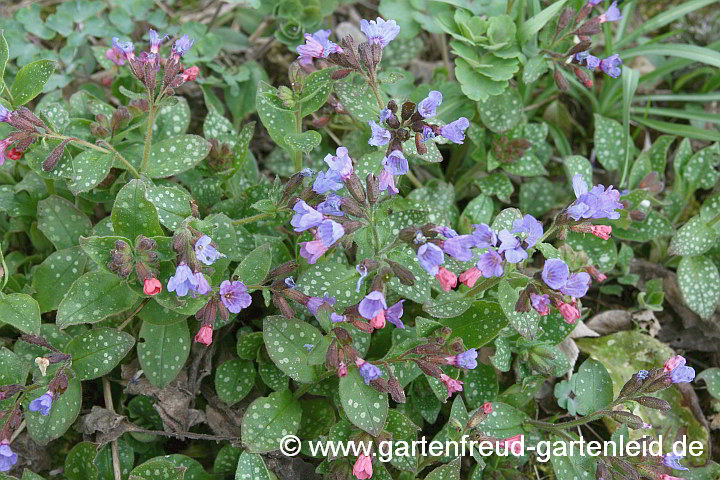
294, 107, 303, 172
232, 211, 275, 226
141, 106, 157, 173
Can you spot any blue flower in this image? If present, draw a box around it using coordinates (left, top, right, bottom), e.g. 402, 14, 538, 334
512, 214, 544, 248
383, 150, 409, 175
636, 370, 649, 380
359, 291, 387, 320
471, 224, 497, 248
386, 300, 405, 328
193, 272, 211, 295
0, 443, 17, 473
368, 120, 391, 146
442, 235, 476, 262
357, 359, 383, 384
29, 392, 53, 416
307, 293, 336, 316
416, 242, 444, 276
497, 229, 528, 264
599, 54, 623, 78
559, 272, 591, 298
599, 1, 623, 22
670, 366, 695, 384
360, 17, 400, 48
663, 453, 688, 471
303, 344, 315, 352
567, 174, 624, 220
331, 313, 346, 323
317, 219, 345, 247
434, 226, 458, 238
284, 277, 296, 289
111, 37, 134, 57
0, 104, 11, 123
313, 170, 345, 194
452, 349, 478, 369
148, 29, 168, 54
172, 34, 194, 57
439, 117, 470, 144
356, 264, 368, 293
575, 51, 600, 70
291, 200, 324, 232
195, 235, 226, 266
542, 259, 570, 290
417, 90, 443, 118
316, 194, 345, 217
324, 147, 353, 179
476, 250, 504, 277
379, 108, 392, 122
219, 280, 252, 313
167, 264, 198, 297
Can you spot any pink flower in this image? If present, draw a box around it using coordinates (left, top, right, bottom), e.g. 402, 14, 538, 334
143, 277, 163, 296
439, 373, 463, 398
664, 355, 686, 373
660, 476, 684, 480
370, 310, 386, 329
299, 239, 328, 264
181, 66, 200, 82
435, 267, 458, 292
352, 454, 373, 479
557, 301, 580, 324
195, 325, 213, 345
337, 362, 348, 378
459, 266, 482, 287
502, 434, 524, 455
483, 402, 493, 414
590, 225, 612, 240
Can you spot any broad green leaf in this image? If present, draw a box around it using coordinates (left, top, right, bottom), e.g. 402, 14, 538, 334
234, 452, 271, 480
256, 82, 297, 152
628, 152, 651, 190
387, 248, 431, 304
137, 320, 190, 388
611, 212, 673, 242
572, 358, 613, 415
258, 353, 290, 391
298, 398, 336, 439
129, 460, 185, 480
233, 243, 272, 288
333, 77, 381, 123
56, 270, 138, 328
475, 173, 513, 201
93, 439, 134, 480
112, 180, 164, 242
491, 208, 523, 232
566, 232, 618, 272
241, 389, 302, 453
203, 110, 237, 146
215, 358, 256, 405
145, 135, 211, 178
563, 154, 592, 187
339, 369, 389, 436
66, 328, 135, 380
594, 114, 623, 171
384, 410, 420, 471
297, 262, 364, 309
455, 58, 508, 102
523, 56, 549, 84
498, 279, 539, 339
550, 434, 597, 480
237, 331, 263, 359
263, 316, 322, 383
423, 291, 473, 319
79, 235, 131, 273
490, 337, 511, 372
682, 142, 720, 190
299, 68, 334, 117
0, 348, 30, 410
65, 442, 99, 480
0, 32, 7, 92
649, 135, 675, 175
155, 97, 191, 141
677, 255, 720, 319
425, 457, 461, 480
285, 131, 322, 153
25, 377, 82, 445
213, 445, 242, 474
68, 150, 114, 194
696, 368, 720, 400
502, 152, 548, 177
519, 0, 569, 41
145, 184, 192, 231
440, 301, 507, 348
669, 216, 718, 256
11, 59, 56, 106
37, 195, 92, 250
464, 363, 498, 409
477, 88, 523, 133
459, 194, 493, 233
0, 293, 41, 335
519, 177, 556, 217
478, 401, 528, 438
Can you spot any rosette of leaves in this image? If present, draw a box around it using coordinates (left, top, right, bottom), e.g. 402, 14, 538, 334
269, 0, 339, 47
435, 9, 522, 101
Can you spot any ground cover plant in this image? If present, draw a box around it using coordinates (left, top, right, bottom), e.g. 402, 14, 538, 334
1, 0, 720, 479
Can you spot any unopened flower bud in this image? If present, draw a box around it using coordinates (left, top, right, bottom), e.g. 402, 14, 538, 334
415, 359, 444, 378
272, 294, 294, 318
387, 260, 415, 286
629, 210, 647, 221
387, 376, 406, 403
415, 133, 427, 155
326, 339, 340, 370
568, 40, 592, 57
331, 68, 353, 80
604, 410, 646, 429
48, 371, 69, 396
370, 377, 390, 393
572, 18, 603, 36
366, 173, 380, 204
357, 42, 375, 72
268, 261, 298, 279
554, 69, 569, 91
346, 173, 367, 204
557, 8, 574, 33
634, 396, 671, 411
401, 102, 415, 122
43, 138, 71, 171
283, 288, 311, 305
333, 327, 352, 344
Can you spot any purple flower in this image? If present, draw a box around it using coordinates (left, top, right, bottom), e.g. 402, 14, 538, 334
439, 117, 470, 144
0, 105, 11, 123
383, 150, 409, 176
531, 294, 551, 315
112, 37, 134, 57
422, 125, 435, 142
497, 229, 528, 264
0, 138, 9, 166
476, 250, 504, 278
296, 29, 342, 63
542, 259, 570, 290
29, 392, 53, 416
316, 194, 344, 217
416, 242, 445, 276
324, 147, 353, 179
359, 291, 388, 319
313, 170, 345, 194
331, 313, 346, 322
670, 366, 696, 384
300, 239, 328, 264
300, 168, 314, 177
663, 454, 688, 471
587, 0, 603, 5
471, 224, 497, 248
357, 359, 383, 384
512, 215, 544, 248
575, 51, 600, 70
195, 235, 226, 266
368, 120, 391, 146
378, 170, 398, 195
0, 443, 17, 473
435, 226, 458, 238
599, 2, 623, 22
304, 344, 314, 352
356, 264, 368, 293
599, 54, 623, 78
148, 29, 168, 54
291, 200, 324, 232
220, 280, 252, 313
285, 277, 296, 289
307, 293, 336, 316
172, 34, 194, 57
417, 90, 443, 118
567, 174, 624, 220
559, 272, 591, 298
443, 235, 476, 262
193, 272, 211, 295
636, 370, 649, 380
455, 349, 478, 369
317, 220, 345, 247
386, 300, 405, 328
379, 109, 392, 122
168, 264, 198, 297
360, 17, 400, 48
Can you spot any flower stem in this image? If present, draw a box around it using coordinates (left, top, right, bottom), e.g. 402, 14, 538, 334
294, 107, 303, 172
141, 105, 157, 173
232, 211, 275, 226
44, 134, 141, 178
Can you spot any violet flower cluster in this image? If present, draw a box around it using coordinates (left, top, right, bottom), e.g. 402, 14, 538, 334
573, 1, 624, 78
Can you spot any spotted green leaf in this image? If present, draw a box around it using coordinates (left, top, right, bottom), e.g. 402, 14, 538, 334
68, 150, 114, 194
423, 291, 473, 319
213, 445, 242, 474
563, 155, 592, 187
144, 184, 192, 231
234, 452, 271, 480
0, 348, 30, 410
203, 109, 237, 147
334, 77, 381, 123
677, 255, 720, 320
145, 135, 211, 178
215, 358, 256, 405
593, 114, 623, 171
502, 152, 547, 177
112, 180, 164, 242
628, 152, 652, 190
491, 208, 523, 232
256, 81, 297, 152
38, 102, 70, 132
56, 270, 138, 328
670, 215, 718, 257
682, 142, 720, 190
519, 177, 556, 217
478, 401, 528, 438
25, 377, 82, 445
37, 195, 92, 250
155, 97, 191, 141
263, 316, 322, 383
490, 336, 511, 372
498, 279, 539, 339
404, 136, 444, 163
297, 262, 364, 309
440, 301, 507, 348
233, 243, 272, 289
66, 328, 135, 381
696, 368, 720, 400
572, 358, 613, 415
237, 331, 263, 360
0, 32, 7, 92
611, 212, 673, 242
550, 434, 597, 480
0, 291, 40, 336
285, 130, 322, 154
464, 363, 498, 409
478, 88, 523, 133
459, 194, 493, 233
65, 442, 99, 480
241, 389, 302, 453
298, 398, 336, 439
426, 457, 461, 480
339, 369, 389, 436
129, 460, 185, 480
258, 353, 290, 391
566, 231, 618, 272
387, 247, 431, 304
299, 68, 334, 117
138, 320, 191, 388
93, 439, 134, 480
79, 235, 130, 273
11, 59, 56, 106
648, 135, 675, 175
